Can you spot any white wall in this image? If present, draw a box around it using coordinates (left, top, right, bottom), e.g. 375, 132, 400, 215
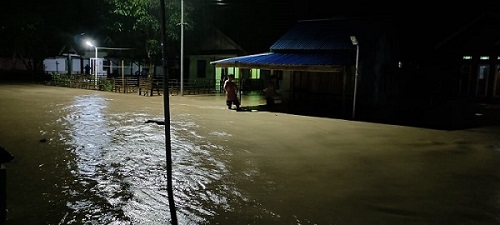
44, 57, 93, 74
43, 58, 66, 74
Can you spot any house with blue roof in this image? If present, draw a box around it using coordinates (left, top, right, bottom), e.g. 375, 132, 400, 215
211, 16, 397, 121
211, 13, 500, 129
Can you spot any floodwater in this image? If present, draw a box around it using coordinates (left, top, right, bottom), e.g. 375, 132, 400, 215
1, 84, 500, 225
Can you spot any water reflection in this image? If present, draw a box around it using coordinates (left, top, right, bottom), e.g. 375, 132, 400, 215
57, 94, 240, 224
4, 85, 500, 224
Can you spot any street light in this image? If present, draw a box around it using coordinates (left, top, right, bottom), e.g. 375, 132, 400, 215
179, 0, 185, 96
350, 36, 359, 119
86, 41, 98, 88
85, 40, 134, 91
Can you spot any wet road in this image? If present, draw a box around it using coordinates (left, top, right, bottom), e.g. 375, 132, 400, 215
1, 84, 500, 224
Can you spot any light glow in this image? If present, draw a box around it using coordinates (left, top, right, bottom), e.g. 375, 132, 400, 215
86, 41, 95, 47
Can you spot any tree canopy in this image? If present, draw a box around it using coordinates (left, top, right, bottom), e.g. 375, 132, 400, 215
105, 0, 194, 73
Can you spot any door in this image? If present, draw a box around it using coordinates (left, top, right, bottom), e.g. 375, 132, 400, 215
476, 64, 490, 96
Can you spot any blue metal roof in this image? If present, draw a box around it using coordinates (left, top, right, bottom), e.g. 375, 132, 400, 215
210, 17, 378, 71
270, 19, 359, 52
211, 52, 353, 65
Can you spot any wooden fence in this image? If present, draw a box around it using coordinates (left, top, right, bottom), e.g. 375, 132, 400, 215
46, 74, 219, 96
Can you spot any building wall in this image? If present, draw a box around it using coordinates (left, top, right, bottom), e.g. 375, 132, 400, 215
280, 70, 292, 103
189, 55, 216, 80
43, 58, 66, 74
459, 56, 500, 101
44, 57, 98, 75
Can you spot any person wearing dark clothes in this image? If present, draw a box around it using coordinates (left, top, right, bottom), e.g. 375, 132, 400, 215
84, 64, 91, 75
223, 74, 240, 110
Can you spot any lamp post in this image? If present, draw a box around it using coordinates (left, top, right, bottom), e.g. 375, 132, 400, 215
180, 0, 184, 96
85, 40, 134, 91
177, 0, 189, 96
86, 41, 98, 88
350, 36, 359, 119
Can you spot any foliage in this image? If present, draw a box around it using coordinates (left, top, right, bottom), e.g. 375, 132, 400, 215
0, 0, 197, 80
100, 79, 114, 91
105, 0, 195, 76
50, 73, 71, 86
0, 0, 107, 79
1, 13, 63, 75
106, 0, 193, 40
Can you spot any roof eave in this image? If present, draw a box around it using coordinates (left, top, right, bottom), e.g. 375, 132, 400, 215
212, 62, 344, 72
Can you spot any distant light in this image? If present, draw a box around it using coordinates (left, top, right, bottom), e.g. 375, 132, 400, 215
463, 56, 472, 60
480, 56, 489, 60
86, 41, 95, 47
212, 0, 229, 6
398, 61, 402, 68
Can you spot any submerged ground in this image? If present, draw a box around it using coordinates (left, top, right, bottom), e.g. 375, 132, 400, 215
1, 84, 500, 224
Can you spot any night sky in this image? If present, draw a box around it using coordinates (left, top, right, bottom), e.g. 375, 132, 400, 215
211, 0, 390, 52
1, 1, 500, 55
211, 1, 500, 53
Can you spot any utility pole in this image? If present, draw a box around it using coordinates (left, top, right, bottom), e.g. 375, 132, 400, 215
159, 0, 178, 224
180, 0, 185, 96
350, 36, 359, 120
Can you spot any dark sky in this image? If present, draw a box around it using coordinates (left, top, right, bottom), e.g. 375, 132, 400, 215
209, 1, 500, 53
2, 1, 500, 54
210, 1, 362, 52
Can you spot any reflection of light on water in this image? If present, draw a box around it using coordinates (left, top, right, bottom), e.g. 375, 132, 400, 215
57, 94, 242, 224
65, 95, 110, 177
209, 131, 232, 138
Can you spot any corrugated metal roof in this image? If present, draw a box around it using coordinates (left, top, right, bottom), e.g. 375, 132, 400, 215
210, 52, 353, 72
270, 19, 359, 52
211, 52, 353, 65
210, 17, 379, 71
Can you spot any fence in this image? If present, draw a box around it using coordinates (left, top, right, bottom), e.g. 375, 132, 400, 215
45, 74, 222, 96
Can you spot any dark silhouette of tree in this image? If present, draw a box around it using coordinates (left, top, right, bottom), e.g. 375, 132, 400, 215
0, 0, 109, 80
105, 0, 194, 77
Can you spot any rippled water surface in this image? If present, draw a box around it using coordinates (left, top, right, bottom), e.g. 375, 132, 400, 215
2, 85, 500, 225
52, 94, 240, 224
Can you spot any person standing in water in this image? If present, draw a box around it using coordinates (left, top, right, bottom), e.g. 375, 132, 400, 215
224, 74, 240, 110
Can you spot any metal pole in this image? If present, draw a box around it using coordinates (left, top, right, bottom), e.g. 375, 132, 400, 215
122, 60, 125, 93
238, 69, 242, 105
159, 0, 178, 224
180, 0, 184, 96
352, 44, 359, 119
68, 54, 72, 76
94, 47, 98, 89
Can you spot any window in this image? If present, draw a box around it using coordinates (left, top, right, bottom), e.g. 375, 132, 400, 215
480, 56, 490, 60
463, 56, 472, 60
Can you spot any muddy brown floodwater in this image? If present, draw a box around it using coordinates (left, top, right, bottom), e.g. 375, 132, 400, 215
1, 84, 500, 224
